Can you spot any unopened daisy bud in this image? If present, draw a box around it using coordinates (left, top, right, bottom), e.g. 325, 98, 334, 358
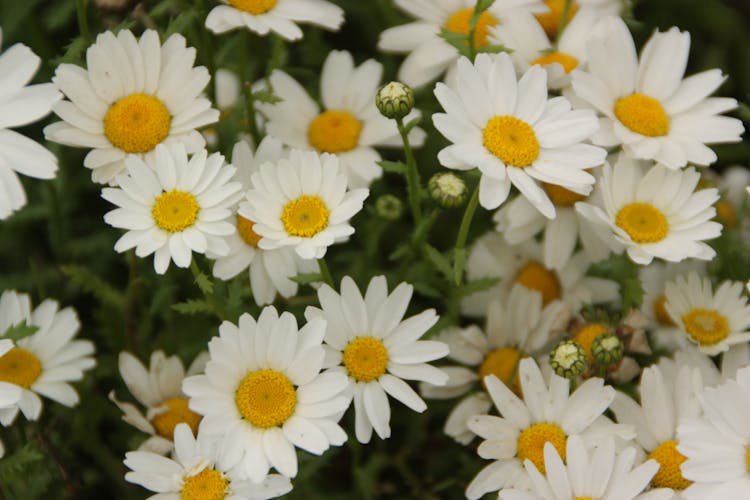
376, 82, 414, 120
375, 194, 404, 221
428, 172, 468, 208
549, 340, 587, 379
591, 334, 624, 366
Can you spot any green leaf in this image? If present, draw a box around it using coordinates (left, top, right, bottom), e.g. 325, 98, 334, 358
61, 265, 125, 309
477, 44, 512, 54
621, 276, 644, 313
424, 244, 453, 281
290, 273, 322, 285
2, 321, 39, 342
172, 300, 214, 315
475, 0, 497, 13
377, 160, 407, 175
252, 89, 283, 104
438, 28, 472, 58
193, 269, 214, 295
459, 276, 500, 297
453, 248, 468, 285
165, 11, 197, 37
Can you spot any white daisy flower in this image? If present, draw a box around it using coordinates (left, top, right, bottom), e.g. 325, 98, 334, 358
465, 358, 634, 499
210, 139, 319, 306
663, 271, 750, 356
0, 28, 61, 220
256, 50, 425, 188
575, 154, 722, 265
421, 284, 566, 444
376, 0, 547, 88
0, 290, 95, 425
44, 29, 219, 184
711, 165, 750, 231
125, 423, 292, 500
102, 143, 243, 274
0, 339, 22, 455
662, 343, 750, 392
182, 307, 349, 482
239, 149, 368, 260
305, 275, 449, 444
571, 16, 744, 169
433, 53, 605, 217
532, 0, 622, 39
205, 0, 344, 41
109, 350, 207, 455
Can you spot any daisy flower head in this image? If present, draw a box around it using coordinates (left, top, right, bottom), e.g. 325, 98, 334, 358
0, 290, 95, 426
432, 52, 606, 217
109, 350, 207, 455
571, 16, 744, 169
663, 271, 750, 355
102, 143, 243, 274
239, 148, 369, 260
125, 423, 293, 500
465, 357, 634, 499
305, 275, 449, 444
205, 0, 344, 41
182, 307, 349, 482
44, 29, 219, 185
575, 154, 722, 265
256, 50, 425, 188
0, 28, 62, 220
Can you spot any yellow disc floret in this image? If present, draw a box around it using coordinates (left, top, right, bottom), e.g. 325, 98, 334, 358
237, 215, 261, 247
517, 422, 567, 473
653, 294, 675, 326
615, 203, 668, 243
343, 337, 389, 382
682, 308, 730, 346
0, 347, 42, 388
104, 93, 171, 153
647, 440, 692, 490
445, 8, 498, 48
483, 116, 540, 168
235, 369, 296, 428
308, 110, 362, 154
535, 0, 579, 38
543, 183, 587, 207
181, 468, 229, 500
572, 323, 610, 362
532, 51, 579, 74
152, 190, 200, 233
746, 444, 750, 475
282, 195, 330, 237
479, 347, 524, 394
716, 201, 737, 229
228, 0, 276, 15
515, 261, 561, 306
614, 93, 670, 137
150, 397, 202, 440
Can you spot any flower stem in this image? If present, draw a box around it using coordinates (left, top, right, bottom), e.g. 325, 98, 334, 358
75, 0, 90, 41
395, 117, 422, 225
556, 0, 573, 45
317, 257, 334, 288
452, 183, 480, 285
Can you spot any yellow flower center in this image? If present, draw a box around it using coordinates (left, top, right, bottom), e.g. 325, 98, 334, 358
444, 8, 498, 48
181, 468, 229, 500
653, 294, 675, 326
682, 308, 730, 346
532, 51, 579, 74
483, 116, 540, 168
227, 0, 276, 15
543, 183, 587, 207
0, 347, 42, 389
647, 440, 692, 490
307, 110, 362, 154
150, 397, 202, 440
716, 200, 737, 229
572, 323, 609, 363
478, 347, 524, 394
236, 215, 261, 247
614, 93, 670, 137
515, 261, 561, 306
152, 190, 200, 233
573, 498, 595, 500
746, 444, 750, 474
343, 337, 389, 383
615, 202, 668, 243
103, 93, 171, 153
281, 195, 330, 237
517, 422, 567, 474
535, 0, 579, 38
235, 369, 296, 428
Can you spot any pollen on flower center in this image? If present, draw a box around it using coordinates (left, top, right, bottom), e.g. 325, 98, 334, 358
615, 202, 668, 243
682, 308, 730, 346
235, 369, 296, 428
479, 347, 524, 394
653, 294, 675, 326
647, 440, 692, 490
517, 422, 567, 473
181, 467, 229, 500
343, 337, 389, 382
614, 93, 670, 137
0, 347, 42, 388
543, 183, 587, 207
104, 93, 171, 153
282, 195, 330, 237
307, 110, 363, 154
483, 116, 540, 168
515, 261, 561, 306
445, 8, 498, 48
150, 397, 202, 440
228, 0, 277, 15
152, 190, 200, 233
532, 51, 579, 74
236, 215, 261, 247
535, 0, 579, 38
572, 323, 609, 362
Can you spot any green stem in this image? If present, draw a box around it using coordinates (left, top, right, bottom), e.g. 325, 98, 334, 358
190, 259, 227, 320
317, 257, 334, 288
454, 183, 479, 253
555, 0, 573, 46
395, 117, 422, 225
75, 0, 90, 41
243, 84, 263, 147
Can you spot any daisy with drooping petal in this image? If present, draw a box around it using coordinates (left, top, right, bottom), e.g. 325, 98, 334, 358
239, 149, 368, 260
44, 29, 219, 184
182, 307, 349, 483
0, 290, 95, 426
433, 53, 605, 217
305, 276, 449, 444
256, 50, 425, 188
102, 143, 243, 274
576, 154, 722, 265
0, 28, 61, 220
571, 16, 744, 169
125, 423, 293, 500
205, 0, 344, 41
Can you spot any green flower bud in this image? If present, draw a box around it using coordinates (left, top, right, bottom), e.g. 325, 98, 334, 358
376, 82, 415, 120
428, 172, 468, 208
591, 334, 624, 366
549, 340, 587, 380
375, 194, 404, 221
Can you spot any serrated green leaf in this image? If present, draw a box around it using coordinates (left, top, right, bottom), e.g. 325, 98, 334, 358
172, 300, 214, 315
377, 160, 407, 175
424, 244, 453, 281
290, 273, 322, 285
477, 44, 512, 54
388, 243, 412, 261
193, 270, 214, 295
61, 265, 125, 309
252, 89, 283, 104
476, 0, 497, 13
438, 28, 472, 58
2, 321, 39, 342
459, 276, 500, 297
165, 11, 197, 37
